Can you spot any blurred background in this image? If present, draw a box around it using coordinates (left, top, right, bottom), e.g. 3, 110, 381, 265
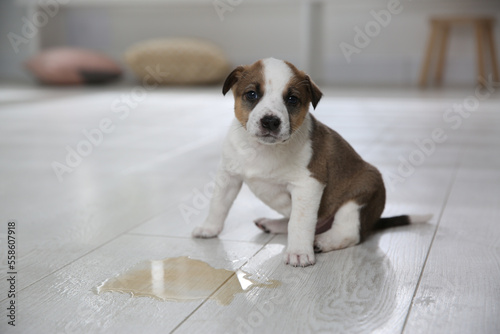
1, 0, 499, 87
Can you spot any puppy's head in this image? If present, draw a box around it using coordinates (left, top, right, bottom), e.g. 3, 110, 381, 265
222, 58, 322, 144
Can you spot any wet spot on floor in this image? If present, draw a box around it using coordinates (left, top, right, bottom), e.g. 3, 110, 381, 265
95, 256, 280, 305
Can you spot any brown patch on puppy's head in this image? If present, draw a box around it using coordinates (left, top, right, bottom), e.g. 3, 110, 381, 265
283, 61, 323, 133
222, 60, 265, 128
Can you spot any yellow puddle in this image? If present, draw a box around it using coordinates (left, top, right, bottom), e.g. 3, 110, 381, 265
96, 256, 280, 305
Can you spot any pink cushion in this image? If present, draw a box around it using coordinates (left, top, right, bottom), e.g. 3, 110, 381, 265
25, 48, 122, 85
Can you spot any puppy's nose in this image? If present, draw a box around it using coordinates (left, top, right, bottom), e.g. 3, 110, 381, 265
260, 115, 281, 131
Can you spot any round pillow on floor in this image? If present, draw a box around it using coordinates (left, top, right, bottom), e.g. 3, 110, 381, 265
124, 38, 231, 85
24, 48, 122, 85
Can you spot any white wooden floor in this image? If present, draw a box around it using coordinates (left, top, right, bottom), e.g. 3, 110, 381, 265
0, 84, 499, 334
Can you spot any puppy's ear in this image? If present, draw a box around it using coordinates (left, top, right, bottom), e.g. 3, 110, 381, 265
222, 66, 245, 95
306, 75, 323, 109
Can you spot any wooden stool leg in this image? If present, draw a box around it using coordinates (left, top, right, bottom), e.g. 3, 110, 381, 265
419, 21, 439, 87
475, 22, 486, 85
435, 23, 450, 85
485, 22, 499, 82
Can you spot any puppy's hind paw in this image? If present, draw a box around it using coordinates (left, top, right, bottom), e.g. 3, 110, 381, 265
192, 225, 221, 238
254, 217, 289, 234
254, 220, 271, 233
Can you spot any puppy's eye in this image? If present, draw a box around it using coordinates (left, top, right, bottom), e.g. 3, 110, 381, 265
287, 95, 299, 105
245, 91, 258, 101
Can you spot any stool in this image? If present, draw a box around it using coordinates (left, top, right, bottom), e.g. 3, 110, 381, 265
419, 16, 499, 87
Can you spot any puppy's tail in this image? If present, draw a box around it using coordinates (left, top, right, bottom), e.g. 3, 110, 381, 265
374, 214, 432, 231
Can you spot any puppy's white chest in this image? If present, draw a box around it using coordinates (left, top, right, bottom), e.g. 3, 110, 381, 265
223, 130, 303, 181
220, 119, 315, 215
239, 157, 293, 217
239, 154, 288, 181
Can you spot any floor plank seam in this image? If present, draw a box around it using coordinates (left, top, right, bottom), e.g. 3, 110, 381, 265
168, 273, 237, 334
400, 151, 463, 333
168, 236, 277, 334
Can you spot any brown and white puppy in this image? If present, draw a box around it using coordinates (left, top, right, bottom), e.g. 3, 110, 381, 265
192, 58, 429, 267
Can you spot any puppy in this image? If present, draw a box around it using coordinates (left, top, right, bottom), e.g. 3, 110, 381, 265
192, 58, 429, 267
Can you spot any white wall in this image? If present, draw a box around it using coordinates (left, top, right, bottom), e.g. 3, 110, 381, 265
1, 0, 500, 86
0, 0, 33, 82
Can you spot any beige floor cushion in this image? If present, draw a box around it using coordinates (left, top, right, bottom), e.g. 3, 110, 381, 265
125, 38, 231, 85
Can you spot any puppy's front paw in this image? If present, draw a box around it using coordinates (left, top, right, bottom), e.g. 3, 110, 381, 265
284, 248, 316, 267
192, 225, 221, 238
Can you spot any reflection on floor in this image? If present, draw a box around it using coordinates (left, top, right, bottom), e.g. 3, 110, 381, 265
0, 85, 499, 334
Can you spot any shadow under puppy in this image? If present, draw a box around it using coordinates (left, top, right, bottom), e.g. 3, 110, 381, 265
193, 58, 430, 267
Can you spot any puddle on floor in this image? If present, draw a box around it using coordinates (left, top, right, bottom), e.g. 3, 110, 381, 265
95, 256, 280, 305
